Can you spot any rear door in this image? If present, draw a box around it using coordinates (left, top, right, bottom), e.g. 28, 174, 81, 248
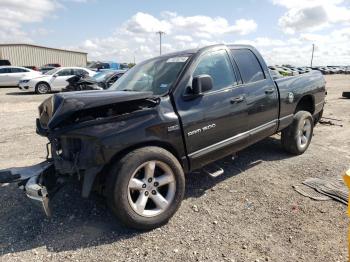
230, 49, 279, 143
175, 48, 249, 169
50, 68, 74, 90
8, 67, 30, 86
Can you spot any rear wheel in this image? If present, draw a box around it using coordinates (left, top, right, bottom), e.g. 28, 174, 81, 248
281, 111, 314, 155
35, 82, 50, 94
106, 147, 185, 230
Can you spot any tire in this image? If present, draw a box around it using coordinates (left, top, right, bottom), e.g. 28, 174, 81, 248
106, 146, 185, 230
35, 82, 50, 94
281, 111, 314, 155
342, 92, 350, 99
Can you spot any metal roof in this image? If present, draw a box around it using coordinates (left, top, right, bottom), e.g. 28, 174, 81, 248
0, 43, 87, 54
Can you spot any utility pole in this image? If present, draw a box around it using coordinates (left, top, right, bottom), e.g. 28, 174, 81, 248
156, 31, 165, 55
310, 43, 315, 67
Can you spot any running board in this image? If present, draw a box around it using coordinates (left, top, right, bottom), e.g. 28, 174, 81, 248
203, 164, 224, 178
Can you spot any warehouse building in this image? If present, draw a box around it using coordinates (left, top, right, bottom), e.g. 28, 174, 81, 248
0, 44, 87, 67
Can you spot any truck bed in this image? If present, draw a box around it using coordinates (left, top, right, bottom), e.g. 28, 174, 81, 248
274, 70, 326, 130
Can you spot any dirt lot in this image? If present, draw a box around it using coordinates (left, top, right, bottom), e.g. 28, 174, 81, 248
0, 75, 349, 262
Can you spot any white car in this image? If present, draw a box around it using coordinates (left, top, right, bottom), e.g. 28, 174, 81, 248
19, 67, 96, 94
0, 66, 42, 87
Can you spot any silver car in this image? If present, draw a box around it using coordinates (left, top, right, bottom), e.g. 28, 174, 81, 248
0, 66, 41, 86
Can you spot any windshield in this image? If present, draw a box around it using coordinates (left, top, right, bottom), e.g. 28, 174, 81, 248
93, 71, 114, 82
44, 68, 60, 75
109, 55, 190, 95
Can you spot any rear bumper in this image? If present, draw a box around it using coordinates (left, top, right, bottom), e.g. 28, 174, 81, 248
0, 161, 54, 216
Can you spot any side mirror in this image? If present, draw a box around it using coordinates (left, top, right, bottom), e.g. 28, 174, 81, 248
53, 74, 58, 78
191, 75, 213, 96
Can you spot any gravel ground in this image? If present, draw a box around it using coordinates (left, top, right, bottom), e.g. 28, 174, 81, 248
0, 75, 349, 262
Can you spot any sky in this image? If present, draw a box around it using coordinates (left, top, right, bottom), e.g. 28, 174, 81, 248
0, 0, 350, 66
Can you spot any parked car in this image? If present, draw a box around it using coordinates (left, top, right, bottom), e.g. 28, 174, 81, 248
0, 66, 41, 86
39, 66, 56, 74
88, 61, 129, 71
274, 66, 292, 76
0, 59, 11, 66
91, 70, 126, 89
0, 44, 326, 229
44, 63, 61, 68
269, 69, 283, 79
18, 67, 96, 94
63, 70, 125, 92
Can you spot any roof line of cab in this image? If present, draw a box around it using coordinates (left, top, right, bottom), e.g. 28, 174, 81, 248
157, 44, 256, 58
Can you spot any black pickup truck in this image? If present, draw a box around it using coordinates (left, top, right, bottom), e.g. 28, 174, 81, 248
0, 44, 326, 229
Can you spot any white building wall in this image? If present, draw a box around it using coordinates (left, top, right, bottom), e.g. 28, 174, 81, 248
0, 44, 87, 67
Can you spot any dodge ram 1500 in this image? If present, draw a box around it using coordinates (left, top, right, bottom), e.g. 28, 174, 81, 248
0, 44, 326, 229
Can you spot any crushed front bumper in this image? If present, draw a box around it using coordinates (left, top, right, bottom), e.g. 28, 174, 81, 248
0, 161, 54, 216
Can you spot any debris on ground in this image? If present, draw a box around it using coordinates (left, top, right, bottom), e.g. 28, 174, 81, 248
319, 118, 343, 127
342, 91, 350, 98
293, 176, 348, 204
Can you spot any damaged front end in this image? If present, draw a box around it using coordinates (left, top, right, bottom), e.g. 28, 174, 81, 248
0, 161, 56, 216
0, 90, 158, 216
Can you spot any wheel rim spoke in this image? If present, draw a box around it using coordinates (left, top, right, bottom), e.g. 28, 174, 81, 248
155, 173, 174, 187
129, 178, 144, 190
144, 161, 155, 180
297, 119, 312, 147
150, 192, 168, 210
303, 122, 310, 132
298, 136, 303, 146
135, 193, 149, 213
301, 135, 307, 144
127, 160, 176, 217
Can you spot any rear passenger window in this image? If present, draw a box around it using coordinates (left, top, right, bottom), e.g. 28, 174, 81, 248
193, 50, 237, 91
230, 49, 265, 83
11, 68, 28, 73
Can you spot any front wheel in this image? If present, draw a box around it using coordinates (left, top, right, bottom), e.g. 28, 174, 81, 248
281, 111, 314, 155
106, 147, 185, 230
35, 82, 50, 94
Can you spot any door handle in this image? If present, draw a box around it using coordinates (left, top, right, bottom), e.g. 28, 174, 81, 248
265, 88, 275, 94
230, 96, 244, 104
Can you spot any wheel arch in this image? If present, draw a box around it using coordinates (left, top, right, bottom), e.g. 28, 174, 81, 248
106, 140, 184, 169
294, 94, 315, 115
92, 140, 187, 196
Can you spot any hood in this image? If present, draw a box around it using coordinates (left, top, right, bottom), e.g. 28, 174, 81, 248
38, 90, 154, 130
29, 75, 50, 81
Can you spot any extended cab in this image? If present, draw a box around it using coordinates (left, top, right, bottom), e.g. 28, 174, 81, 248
0, 45, 326, 229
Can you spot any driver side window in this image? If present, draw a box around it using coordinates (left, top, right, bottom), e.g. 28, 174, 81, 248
193, 50, 237, 92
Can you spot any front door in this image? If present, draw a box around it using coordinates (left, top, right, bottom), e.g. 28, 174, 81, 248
175, 49, 249, 170
50, 68, 75, 90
